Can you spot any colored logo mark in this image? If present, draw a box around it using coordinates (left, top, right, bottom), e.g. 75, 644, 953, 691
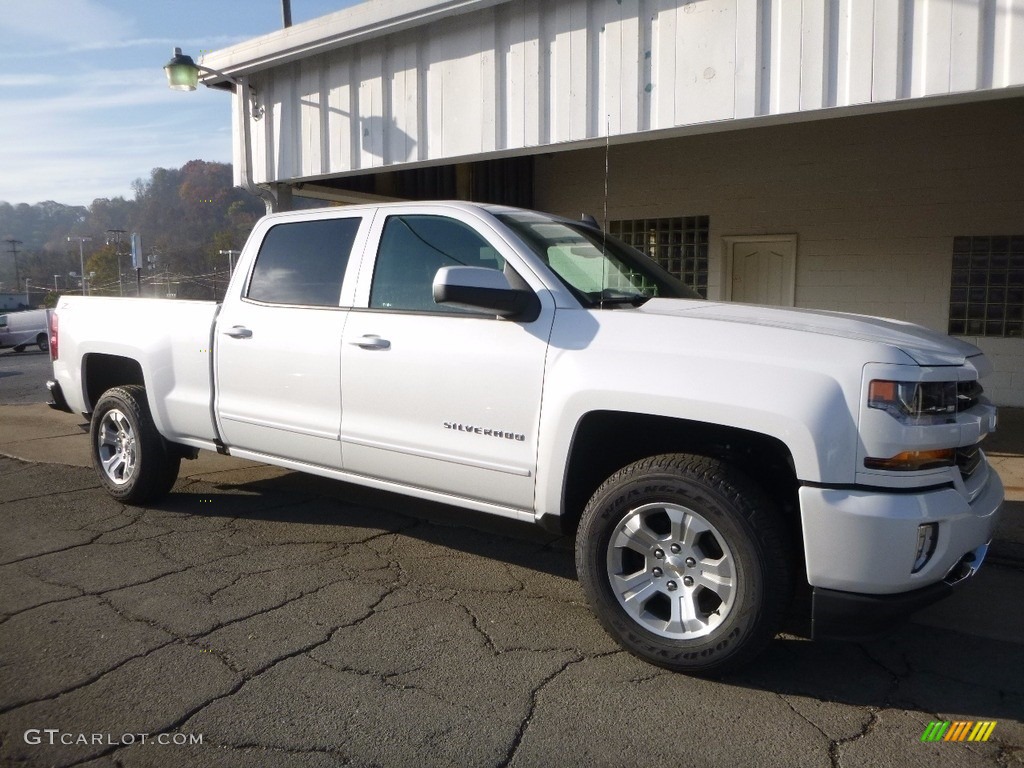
921, 721, 997, 742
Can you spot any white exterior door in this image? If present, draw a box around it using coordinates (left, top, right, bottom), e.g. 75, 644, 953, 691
340, 209, 554, 511
726, 235, 797, 306
215, 214, 367, 468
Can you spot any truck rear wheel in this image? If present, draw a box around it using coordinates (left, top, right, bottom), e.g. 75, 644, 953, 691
90, 385, 180, 504
575, 453, 791, 675
37, 333, 48, 352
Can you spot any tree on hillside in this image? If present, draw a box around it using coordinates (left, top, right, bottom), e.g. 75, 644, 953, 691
3, 160, 266, 299
84, 244, 123, 296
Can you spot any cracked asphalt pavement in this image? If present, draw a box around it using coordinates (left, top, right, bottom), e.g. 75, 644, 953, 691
1, 455, 1021, 767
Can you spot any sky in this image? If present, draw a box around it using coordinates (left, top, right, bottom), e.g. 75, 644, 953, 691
0, 0, 360, 207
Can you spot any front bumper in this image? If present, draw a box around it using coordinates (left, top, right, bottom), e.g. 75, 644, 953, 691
799, 463, 1002, 595
799, 452, 1002, 639
811, 542, 988, 640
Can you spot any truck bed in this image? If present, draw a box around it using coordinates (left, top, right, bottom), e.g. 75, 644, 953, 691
50, 296, 220, 445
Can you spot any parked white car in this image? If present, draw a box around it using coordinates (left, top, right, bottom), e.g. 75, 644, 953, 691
0, 308, 50, 352
47, 202, 1003, 674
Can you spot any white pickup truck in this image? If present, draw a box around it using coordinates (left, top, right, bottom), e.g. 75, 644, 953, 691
48, 201, 1003, 674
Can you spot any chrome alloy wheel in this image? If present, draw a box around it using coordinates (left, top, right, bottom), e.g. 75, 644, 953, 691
96, 408, 138, 486
606, 502, 737, 640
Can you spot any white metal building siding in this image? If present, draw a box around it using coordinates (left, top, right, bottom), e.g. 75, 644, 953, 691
207, 0, 1024, 187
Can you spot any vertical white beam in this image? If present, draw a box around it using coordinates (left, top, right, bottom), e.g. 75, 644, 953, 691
949, 0, 982, 92
603, 1, 624, 135
273, 67, 300, 180
652, 0, 677, 129
618, 0, 641, 134
835, 0, 874, 105
872, 0, 901, 101
567, 0, 590, 140
773, 0, 803, 113
358, 48, 384, 168
480, 9, 498, 153
326, 56, 353, 175
387, 40, 412, 164
263, 72, 280, 181
551, 1, 572, 143
503, 2, 526, 150
992, 0, 1024, 88
299, 58, 322, 177
524, 0, 542, 145
734, 0, 759, 118
426, 38, 444, 159
799, 0, 827, 109
590, 0, 609, 135
910, 0, 953, 96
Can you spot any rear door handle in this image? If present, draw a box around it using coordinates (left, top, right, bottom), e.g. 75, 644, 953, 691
350, 334, 390, 350
223, 325, 253, 339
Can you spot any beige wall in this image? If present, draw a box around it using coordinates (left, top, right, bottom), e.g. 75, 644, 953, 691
534, 99, 1024, 406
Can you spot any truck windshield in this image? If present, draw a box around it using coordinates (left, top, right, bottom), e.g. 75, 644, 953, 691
495, 211, 701, 307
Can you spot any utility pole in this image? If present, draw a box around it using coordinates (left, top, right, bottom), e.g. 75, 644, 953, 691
4, 239, 22, 287
106, 229, 127, 297
68, 236, 92, 295
218, 249, 238, 274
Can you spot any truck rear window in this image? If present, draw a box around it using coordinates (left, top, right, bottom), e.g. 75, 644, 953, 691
246, 218, 361, 306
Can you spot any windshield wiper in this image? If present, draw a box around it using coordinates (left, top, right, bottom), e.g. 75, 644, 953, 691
589, 291, 651, 308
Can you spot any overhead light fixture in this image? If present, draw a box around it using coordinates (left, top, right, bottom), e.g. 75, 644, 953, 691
163, 48, 201, 91
163, 47, 263, 119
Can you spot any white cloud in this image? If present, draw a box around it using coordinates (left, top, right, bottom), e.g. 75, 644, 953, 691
0, 73, 60, 87
2, 68, 210, 117
0, 34, 255, 60
0, 0, 134, 45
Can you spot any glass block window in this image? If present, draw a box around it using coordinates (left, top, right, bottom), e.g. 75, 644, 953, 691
610, 216, 709, 298
948, 235, 1024, 338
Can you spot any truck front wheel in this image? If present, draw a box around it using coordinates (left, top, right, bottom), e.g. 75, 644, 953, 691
575, 454, 791, 675
90, 385, 180, 504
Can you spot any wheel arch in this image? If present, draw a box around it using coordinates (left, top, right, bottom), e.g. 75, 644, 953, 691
82, 353, 145, 413
556, 411, 801, 541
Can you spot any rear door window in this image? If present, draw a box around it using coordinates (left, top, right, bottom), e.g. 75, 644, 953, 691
247, 218, 361, 307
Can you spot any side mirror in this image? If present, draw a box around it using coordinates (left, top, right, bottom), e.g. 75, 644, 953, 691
432, 266, 540, 321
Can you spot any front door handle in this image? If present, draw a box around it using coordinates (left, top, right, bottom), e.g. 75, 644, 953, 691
224, 325, 253, 339
350, 334, 390, 350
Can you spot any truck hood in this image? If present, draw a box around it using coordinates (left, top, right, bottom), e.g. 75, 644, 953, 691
638, 299, 983, 368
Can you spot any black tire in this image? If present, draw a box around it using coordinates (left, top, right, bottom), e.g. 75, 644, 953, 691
90, 385, 181, 504
37, 333, 48, 352
575, 453, 792, 676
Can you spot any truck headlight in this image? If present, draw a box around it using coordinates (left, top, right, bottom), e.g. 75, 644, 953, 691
868, 380, 958, 425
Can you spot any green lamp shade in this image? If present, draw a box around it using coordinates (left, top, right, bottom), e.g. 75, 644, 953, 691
164, 47, 199, 91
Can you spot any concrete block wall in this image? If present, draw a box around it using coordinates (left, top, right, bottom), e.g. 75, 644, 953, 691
534, 98, 1024, 406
